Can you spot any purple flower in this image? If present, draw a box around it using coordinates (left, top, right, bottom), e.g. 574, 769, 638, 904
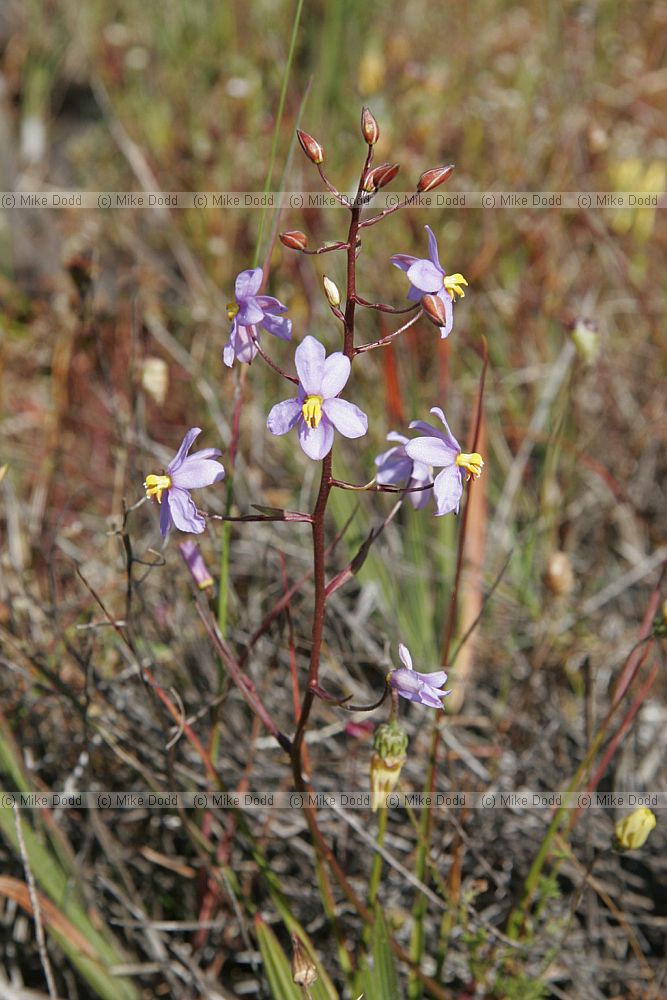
267, 335, 368, 460
404, 408, 483, 516
144, 427, 225, 536
388, 644, 451, 708
224, 267, 292, 367
391, 225, 467, 339
375, 432, 433, 509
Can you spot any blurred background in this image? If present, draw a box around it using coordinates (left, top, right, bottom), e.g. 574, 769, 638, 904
0, 0, 666, 997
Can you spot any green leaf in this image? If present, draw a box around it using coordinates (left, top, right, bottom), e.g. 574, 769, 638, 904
360, 909, 400, 1000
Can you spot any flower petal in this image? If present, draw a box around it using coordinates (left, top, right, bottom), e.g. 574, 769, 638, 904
390, 253, 418, 272
167, 487, 205, 533
405, 435, 458, 468
414, 669, 448, 687
425, 225, 443, 272
322, 398, 368, 439
224, 319, 258, 366
320, 353, 351, 398
398, 643, 413, 670
406, 259, 442, 293
298, 417, 334, 460
267, 398, 302, 436
235, 267, 263, 300
260, 312, 292, 341
295, 336, 326, 394
171, 455, 225, 490
254, 294, 288, 314
429, 407, 461, 450
168, 428, 202, 473
375, 449, 413, 486
437, 290, 454, 339
159, 498, 173, 537
237, 298, 265, 326
432, 466, 464, 516
386, 431, 409, 445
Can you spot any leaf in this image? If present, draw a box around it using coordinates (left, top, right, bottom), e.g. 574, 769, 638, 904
360, 909, 401, 1000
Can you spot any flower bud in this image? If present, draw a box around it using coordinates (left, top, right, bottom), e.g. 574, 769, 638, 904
652, 598, 667, 638
179, 540, 214, 590
279, 230, 308, 251
417, 164, 455, 193
421, 293, 448, 328
570, 317, 599, 364
322, 275, 341, 308
361, 106, 380, 146
370, 722, 408, 812
612, 807, 656, 852
545, 551, 575, 597
141, 356, 169, 406
291, 934, 318, 989
296, 128, 324, 165
363, 162, 400, 193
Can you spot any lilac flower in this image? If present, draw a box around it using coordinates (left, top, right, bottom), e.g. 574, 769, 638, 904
391, 225, 467, 338
223, 267, 292, 367
374, 432, 433, 509
388, 643, 451, 708
267, 335, 368, 460
404, 408, 483, 516
144, 427, 225, 536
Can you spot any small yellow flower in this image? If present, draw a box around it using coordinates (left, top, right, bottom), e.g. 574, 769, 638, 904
612, 807, 656, 852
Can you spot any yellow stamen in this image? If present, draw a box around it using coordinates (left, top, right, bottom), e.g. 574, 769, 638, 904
302, 395, 323, 429
144, 473, 171, 504
226, 302, 239, 322
455, 452, 484, 481
443, 272, 468, 300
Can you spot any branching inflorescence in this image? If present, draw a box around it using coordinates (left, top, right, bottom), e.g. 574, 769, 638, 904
143, 106, 485, 806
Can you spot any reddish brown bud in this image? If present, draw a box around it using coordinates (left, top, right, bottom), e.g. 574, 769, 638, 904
279, 230, 308, 251
296, 128, 324, 165
421, 293, 448, 328
417, 164, 455, 193
363, 162, 400, 193
361, 106, 380, 145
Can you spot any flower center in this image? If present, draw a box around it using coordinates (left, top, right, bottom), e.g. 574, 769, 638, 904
302, 395, 323, 429
226, 302, 239, 322
144, 473, 172, 504
443, 272, 468, 300
455, 452, 484, 480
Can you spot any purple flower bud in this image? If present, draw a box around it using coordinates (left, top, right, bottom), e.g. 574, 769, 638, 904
296, 129, 324, 165
280, 230, 308, 251
179, 540, 214, 589
417, 164, 455, 193
360, 106, 380, 146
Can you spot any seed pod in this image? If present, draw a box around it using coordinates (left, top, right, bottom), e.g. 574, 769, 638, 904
370, 722, 408, 812
421, 293, 448, 328
296, 128, 324, 165
364, 161, 400, 193
291, 934, 318, 988
417, 164, 455, 193
361, 106, 380, 145
279, 230, 308, 251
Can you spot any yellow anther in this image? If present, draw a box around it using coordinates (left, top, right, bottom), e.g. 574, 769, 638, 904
302, 395, 323, 429
226, 302, 239, 322
443, 272, 468, 300
144, 473, 171, 504
455, 452, 484, 480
